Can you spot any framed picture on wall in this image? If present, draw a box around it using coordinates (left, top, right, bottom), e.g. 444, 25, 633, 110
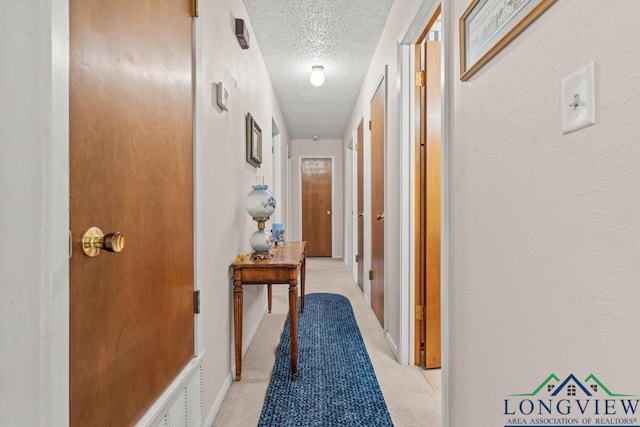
246, 113, 262, 168
459, 0, 556, 81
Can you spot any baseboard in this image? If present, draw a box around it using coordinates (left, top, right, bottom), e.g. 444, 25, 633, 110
385, 332, 400, 361
203, 372, 233, 427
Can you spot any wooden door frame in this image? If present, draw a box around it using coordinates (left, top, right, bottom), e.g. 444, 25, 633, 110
298, 155, 336, 258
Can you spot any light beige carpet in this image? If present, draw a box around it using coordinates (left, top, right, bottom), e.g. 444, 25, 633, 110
212, 258, 441, 426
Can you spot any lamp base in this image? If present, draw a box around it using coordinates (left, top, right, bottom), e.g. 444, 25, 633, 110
250, 251, 273, 261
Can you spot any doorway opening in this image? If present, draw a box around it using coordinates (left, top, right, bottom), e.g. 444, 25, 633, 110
415, 6, 442, 372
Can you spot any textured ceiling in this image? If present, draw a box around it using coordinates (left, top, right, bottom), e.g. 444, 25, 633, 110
243, 0, 394, 139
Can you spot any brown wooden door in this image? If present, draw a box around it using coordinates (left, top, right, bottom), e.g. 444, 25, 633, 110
356, 120, 365, 291
415, 33, 442, 368
371, 79, 385, 326
301, 158, 332, 257
69, 1, 195, 425
424, 40, 442, 369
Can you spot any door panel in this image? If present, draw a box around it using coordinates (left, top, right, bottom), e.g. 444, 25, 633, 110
424, 40, 442, 369
356, 120, 364, 291
69, 0, 194, 425
371, 79, 385, 326
301, 158, 332, 257
415, 29, 442, 369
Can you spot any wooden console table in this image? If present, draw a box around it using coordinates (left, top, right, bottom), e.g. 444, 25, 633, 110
232, 241, 306, 381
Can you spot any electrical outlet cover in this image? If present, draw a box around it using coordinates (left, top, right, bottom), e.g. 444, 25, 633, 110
216, 82, 229, 111
561, 62, 595, 134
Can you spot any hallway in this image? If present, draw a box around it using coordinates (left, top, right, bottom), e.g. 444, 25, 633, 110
5, 1, 640, 425
213, 259, 441, 426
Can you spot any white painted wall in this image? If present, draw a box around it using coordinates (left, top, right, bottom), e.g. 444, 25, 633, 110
447, 0, 640, 423
0, 0, 69, 425
0, 0, 289, 424
290, 139, 344, 259
196, 0, 290, 421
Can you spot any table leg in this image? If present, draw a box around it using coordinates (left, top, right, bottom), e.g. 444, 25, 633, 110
267, 284, 272, 313
233, 272, 243, 381
300, 253, 306, 313
288, 274, 299, 381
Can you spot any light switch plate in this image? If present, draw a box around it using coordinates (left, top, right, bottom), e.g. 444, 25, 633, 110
561, 62, 595, 134
215, 82, 229, 111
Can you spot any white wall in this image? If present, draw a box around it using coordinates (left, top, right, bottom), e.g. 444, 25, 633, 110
196, 0, 290, 421
448, 0, 640, 423
290, 139, 344, 258
0, 0, 69, 425
0, 0, 289, 424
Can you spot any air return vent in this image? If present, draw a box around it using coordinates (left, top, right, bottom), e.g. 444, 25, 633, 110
143, 356, 204, 427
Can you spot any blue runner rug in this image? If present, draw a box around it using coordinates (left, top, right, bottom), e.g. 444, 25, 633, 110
258, 293, 394, 426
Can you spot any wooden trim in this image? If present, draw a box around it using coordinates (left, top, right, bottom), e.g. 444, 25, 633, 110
416, 3, 442, 45
459, 0, 556, 81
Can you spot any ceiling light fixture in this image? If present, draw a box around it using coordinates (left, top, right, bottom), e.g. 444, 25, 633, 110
309, 65, 325, 87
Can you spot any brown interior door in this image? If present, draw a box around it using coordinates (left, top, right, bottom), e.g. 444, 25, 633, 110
356, 120, 365, 291
301, 158, 333, 257
424, 40, 442, 369
371, 79, 385, 326
415, 25, 442, 369
69, 0, 195, 425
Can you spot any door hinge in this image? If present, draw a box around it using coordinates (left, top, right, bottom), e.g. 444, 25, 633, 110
416, 70, 425, 87
194, 290, 201, 314
355, 254, 359, 263
369, 270, 373, 280
415, 305, 424, 321
69, 230, 73, 259
369, 120, 372, 130
192, 0, 199, 17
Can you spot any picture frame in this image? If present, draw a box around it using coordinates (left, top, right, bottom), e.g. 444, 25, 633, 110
459, 0, 556, 81
246, 113, 262, 168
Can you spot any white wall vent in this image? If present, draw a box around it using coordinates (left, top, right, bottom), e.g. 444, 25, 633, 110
141, 354, 204, 427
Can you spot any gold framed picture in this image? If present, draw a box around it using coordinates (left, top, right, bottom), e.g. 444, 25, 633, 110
460, 0, 556, 81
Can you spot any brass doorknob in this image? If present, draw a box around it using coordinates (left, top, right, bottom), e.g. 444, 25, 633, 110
376, 213, 385, 220
326, 210, 331, 215
81, 227, 125, 257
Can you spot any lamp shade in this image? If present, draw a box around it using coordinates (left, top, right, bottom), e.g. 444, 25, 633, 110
246, 184, 276, 220
310, 65, 325, 87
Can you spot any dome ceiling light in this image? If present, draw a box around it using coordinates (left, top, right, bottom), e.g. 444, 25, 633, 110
309, 65, 325, 87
